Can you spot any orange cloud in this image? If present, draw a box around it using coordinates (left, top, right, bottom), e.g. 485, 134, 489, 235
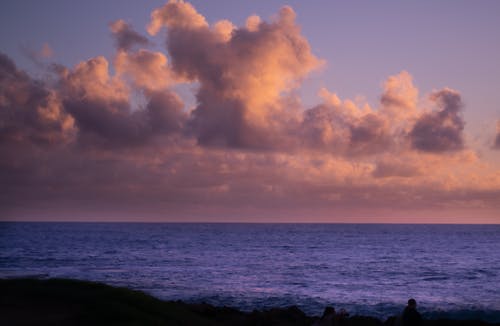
148, 1, 322, 148
1, 1, 499, 222
115, 49, 173, 92
147, 0, 208, 35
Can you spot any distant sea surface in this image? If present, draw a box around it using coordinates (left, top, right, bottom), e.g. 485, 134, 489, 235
1, 223, 499, 321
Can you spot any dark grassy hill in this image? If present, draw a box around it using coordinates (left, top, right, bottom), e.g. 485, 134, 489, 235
1, 278, 497, 326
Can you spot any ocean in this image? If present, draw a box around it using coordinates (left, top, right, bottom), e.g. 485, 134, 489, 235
1, 222, 499, 321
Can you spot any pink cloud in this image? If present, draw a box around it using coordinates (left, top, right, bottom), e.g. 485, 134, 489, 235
409, 88, 464, 152
149, 1, 321, 148
147, 0, 208, 35
56, 55, 185, 148
109, 20, 150, 51
0, 53, 74, 146
114, 49, 173, 92
1, 1, 499, 222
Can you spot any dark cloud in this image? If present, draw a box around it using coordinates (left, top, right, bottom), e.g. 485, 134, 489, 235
348, 113, 391, 155
110, 20, 150, 51
1, 51, 185, 151
62, 96, 145, 148
146, 90, 186, 134
409, 88, 465, 152
301, 104, 392, 156
0, 52, 74, 146
494, 121, 500, 149
56, 56, 185, 148
57, 56, 140, 147
0, 52, 17, 74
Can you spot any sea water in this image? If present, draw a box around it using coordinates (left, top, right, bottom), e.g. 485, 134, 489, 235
1, 223, 499, 321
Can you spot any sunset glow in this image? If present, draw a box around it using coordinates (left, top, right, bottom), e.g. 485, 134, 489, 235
1, 1, 499, 222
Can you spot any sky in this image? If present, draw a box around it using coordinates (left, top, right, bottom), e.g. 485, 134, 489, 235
1, 0, 499, 223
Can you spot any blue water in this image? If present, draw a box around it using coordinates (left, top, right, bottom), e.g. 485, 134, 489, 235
1, 223, 499, 321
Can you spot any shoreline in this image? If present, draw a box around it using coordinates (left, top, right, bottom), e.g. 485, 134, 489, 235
1, 278, 499, 325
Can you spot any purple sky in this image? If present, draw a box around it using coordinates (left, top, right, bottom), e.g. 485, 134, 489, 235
1, 1, 499, 222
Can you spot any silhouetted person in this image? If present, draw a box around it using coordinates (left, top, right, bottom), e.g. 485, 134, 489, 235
313, 306, 336, 326
335, 308, 349, 325
401, 298, 422, 326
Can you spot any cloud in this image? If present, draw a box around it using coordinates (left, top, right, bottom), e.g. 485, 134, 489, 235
301, 80, 401, 156
57, 56, 134, 147
298, 73, 468, 158
212, 20, 236, 43
348, 113, 391, 154
110, 19, 180, 93
301, 100, 391, 156
39, 43, 54, 58
147, 0, 208, 35
494, 120, 500, 149
409, 88, 465, 152
59, 56, 128, 104
1, 2, 500, 222
149, 1, 322, 148
58, 56, 185, 148
146, 90, 186, 134
380, 70, 418, 110
0, 51, 185, 151
0, 52, 75, 146
114, 49, 173, 92
2, 142, 499, 221
21, 42, 55, 63
379, 70, 419, 128
110, 20, 150, 51
372, 157, 422, 178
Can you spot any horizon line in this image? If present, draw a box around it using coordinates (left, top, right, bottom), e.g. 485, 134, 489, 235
1, 220, 499, 225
